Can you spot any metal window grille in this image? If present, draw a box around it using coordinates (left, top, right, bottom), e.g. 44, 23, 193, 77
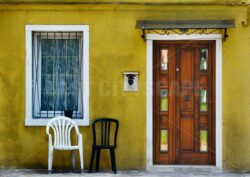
32, 32, 83, 119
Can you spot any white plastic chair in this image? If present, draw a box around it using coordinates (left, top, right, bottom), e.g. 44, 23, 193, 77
46, 116, 84, 173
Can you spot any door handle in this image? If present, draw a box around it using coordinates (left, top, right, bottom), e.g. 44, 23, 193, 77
184, 95, 190, 102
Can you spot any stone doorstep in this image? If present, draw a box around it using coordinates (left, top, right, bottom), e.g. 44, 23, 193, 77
147, 165, 223, 173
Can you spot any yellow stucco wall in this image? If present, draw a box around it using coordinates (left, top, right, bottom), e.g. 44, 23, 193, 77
1, 0, 250, 4
0, 3, 250, 171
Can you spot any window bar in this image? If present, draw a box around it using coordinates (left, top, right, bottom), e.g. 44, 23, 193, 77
53, 32, 56, 117
80, 32, 83, 118
65, 32, 69, 117
32, 32, 35, 118
68, 32, 71, 117
63, 33, 67, 117
69, 32, 72, 117
75, 32, 78, 118
72, 33, 75, 117
66, 32, 70, 116
72, 33, 75, 118
55, 32, 60, 117
73, 33, 75, 117
58, 33, 62, 115
46, 32, 49, 118
37, 32, 41, 118
72, 33, 74, 117
60, 32, 63, 116
77, 33, 80, 118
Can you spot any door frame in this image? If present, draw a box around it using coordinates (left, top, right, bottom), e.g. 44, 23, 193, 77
146, 34, 222, 169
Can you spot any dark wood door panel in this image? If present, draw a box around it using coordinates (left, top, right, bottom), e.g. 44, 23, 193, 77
180, 117, 194, 152
180, 48, 194, 83
179, 153, 209, 164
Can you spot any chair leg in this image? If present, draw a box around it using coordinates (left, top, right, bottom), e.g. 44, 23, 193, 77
88, 148, 96, 173
110, 148, 117, 174
48, 148, 53, 173
79, 146, 84, 173
96, 149, 101, 172
71, 150, 76, 171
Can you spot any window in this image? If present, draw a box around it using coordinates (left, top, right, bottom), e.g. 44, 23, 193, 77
25, 25, 89, 126
200, 130, 208, 152
161, 49, 168, 70
160, 129, 168, 152
160, 89, 168, 111
200, 48, 208, 70
200, 89, 208, 112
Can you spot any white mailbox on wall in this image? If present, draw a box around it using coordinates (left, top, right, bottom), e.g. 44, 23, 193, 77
123, 72, 139, 92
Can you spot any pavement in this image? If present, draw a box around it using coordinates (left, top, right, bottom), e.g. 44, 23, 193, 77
0, 170, 250, 177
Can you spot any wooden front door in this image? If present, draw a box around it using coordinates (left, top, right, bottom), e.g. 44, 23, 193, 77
153, 41, 215, 165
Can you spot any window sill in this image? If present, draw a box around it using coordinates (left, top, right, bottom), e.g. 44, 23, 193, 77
25, 118, 90, 126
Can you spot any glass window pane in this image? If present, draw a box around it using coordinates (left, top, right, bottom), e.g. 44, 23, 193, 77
160, 89, 168, 111
200, 49, 208, 70
160, 129, 168, 152
161, 49, 168, 70
32, 32, 84, 119
41, 39, 80, 112
200, 130, 208, 152
200, 89, 208, 111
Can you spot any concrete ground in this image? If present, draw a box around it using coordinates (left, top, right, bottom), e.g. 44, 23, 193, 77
0, 170, 250, 177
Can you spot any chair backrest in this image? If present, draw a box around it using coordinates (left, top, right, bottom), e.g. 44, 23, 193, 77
46, 116, 80, 147
92, 118, 119, 147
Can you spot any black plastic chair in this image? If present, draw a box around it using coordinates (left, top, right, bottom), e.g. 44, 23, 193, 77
88, 118, 119, 174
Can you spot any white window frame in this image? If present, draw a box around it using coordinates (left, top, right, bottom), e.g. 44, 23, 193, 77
25, 25, 89, 126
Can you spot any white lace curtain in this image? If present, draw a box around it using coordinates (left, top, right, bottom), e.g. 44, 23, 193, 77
32, 32, 83, 118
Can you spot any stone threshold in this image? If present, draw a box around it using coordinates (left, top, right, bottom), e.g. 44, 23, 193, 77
147, 165, 222, 173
